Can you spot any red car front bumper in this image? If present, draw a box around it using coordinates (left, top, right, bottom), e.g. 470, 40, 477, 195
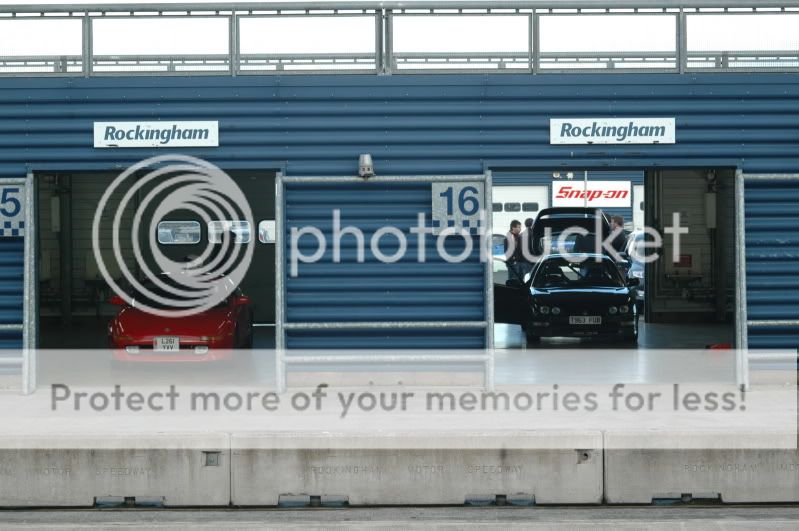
110, 336, 235, 362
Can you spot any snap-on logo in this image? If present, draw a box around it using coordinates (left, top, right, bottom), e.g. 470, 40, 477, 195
555, 186, 629, 202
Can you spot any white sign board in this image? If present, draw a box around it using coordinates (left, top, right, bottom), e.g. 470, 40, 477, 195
0, 184, 24, 237
552, 180, 632, 208
94, 121, 219, 148
431, 182, 485, 236
550, 118, 675, 144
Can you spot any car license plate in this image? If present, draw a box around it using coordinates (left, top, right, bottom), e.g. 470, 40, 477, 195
569, 316, 601, 325
154, 336, 180, 351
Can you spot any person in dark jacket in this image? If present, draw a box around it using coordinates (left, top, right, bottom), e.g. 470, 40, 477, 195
503, 219, 523, 281
610, 215, 630, 254
518, 217, 535, 278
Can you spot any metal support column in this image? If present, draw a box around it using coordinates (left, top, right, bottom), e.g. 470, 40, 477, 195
677, 11, 687, 74
734, 169, 748, 390
483, 170, 495, 390
230, 14, 239, 76
82, 15, 92, 77
274, 172, 286, 393
375, 9, 385, 74
384, 9, 394, 74
531, 11, 540, 74
22, 171, 37, 395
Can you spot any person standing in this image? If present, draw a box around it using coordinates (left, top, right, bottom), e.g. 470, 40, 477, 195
504, 220, 523, 281
518, 217, 535, 278
610, 215, 630, 254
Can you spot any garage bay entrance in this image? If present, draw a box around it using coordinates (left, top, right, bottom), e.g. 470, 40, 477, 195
36, 171, 276, 350
492, 168, 736, 351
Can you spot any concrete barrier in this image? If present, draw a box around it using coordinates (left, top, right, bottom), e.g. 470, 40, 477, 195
605, 432, 799, 503
231, 431, 603, 505
0, 434, 230, 507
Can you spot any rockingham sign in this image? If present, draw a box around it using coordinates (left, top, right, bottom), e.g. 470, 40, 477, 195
93, 121, 219, 148
550, 118, 675, 144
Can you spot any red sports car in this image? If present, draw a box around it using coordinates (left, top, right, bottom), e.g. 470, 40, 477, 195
108, 277, 254, 362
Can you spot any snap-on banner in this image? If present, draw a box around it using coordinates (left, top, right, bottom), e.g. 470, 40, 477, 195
552, 180, 632, 208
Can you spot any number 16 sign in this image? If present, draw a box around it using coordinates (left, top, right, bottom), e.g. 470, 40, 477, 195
431, 182, 485, 236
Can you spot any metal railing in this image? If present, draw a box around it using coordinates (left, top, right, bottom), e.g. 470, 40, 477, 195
0, 2, 798, 76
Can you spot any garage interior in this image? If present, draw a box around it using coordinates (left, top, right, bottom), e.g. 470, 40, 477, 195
493, 168, 736, 350
35, 172, 277, 352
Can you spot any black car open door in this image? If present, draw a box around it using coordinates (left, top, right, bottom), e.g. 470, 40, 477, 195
493, 259, 533, 326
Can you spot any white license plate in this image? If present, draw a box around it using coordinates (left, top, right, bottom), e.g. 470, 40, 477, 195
154, 336, 180, 351
569, 316, 602, 325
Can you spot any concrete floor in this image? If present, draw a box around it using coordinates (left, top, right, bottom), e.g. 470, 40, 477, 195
0, 507, 797, 529
495, 321, 734, 349
40, 317, 732, 352
36, 318, 737, 388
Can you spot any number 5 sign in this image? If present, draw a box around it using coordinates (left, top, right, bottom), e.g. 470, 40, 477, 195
0, 184, 25, 237
431, 182, 485, 235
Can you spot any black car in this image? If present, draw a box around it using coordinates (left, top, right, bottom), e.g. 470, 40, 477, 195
529, 207, 612, 256
495, 253, 640, 344
529, 206, 630, 276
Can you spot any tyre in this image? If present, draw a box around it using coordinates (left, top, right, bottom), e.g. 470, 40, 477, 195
621, 331, 638, 345
244, 321, 254, 349
524, 329, 541, 345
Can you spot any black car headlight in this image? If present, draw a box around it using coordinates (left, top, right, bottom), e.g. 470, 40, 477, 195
619, 305, 630, 314
608, 306, 618, 315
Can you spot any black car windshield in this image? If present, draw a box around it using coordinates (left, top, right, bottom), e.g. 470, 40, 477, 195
533, 257, 624, 288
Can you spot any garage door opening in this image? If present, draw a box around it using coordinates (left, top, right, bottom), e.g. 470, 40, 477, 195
492, 168, 736, 351
36, 171, 276, 353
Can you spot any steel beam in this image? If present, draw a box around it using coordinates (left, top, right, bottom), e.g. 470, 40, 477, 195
4, 3, 799, 15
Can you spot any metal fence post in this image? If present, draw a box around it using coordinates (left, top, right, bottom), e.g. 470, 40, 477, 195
275, 172, 286, 393
531, 11, 540, 74
484, 170, 495, 391
734, 169, 748, 391
82, 15, 93, 77
385, 9, 394, 75
22, 171, 37, 395
230, 14, 239, 76
677, 10, 687, 74
375, 9, 384, 74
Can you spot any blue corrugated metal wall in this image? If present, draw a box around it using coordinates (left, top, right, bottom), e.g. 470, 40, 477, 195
0, 73, 798, 176
0, 72, 797, 350
284, 181, 485, 349
744, 179, 799, 351
0, 237, 23, 371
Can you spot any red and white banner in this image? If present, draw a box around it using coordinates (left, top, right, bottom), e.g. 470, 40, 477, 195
552, 180, 632, 208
